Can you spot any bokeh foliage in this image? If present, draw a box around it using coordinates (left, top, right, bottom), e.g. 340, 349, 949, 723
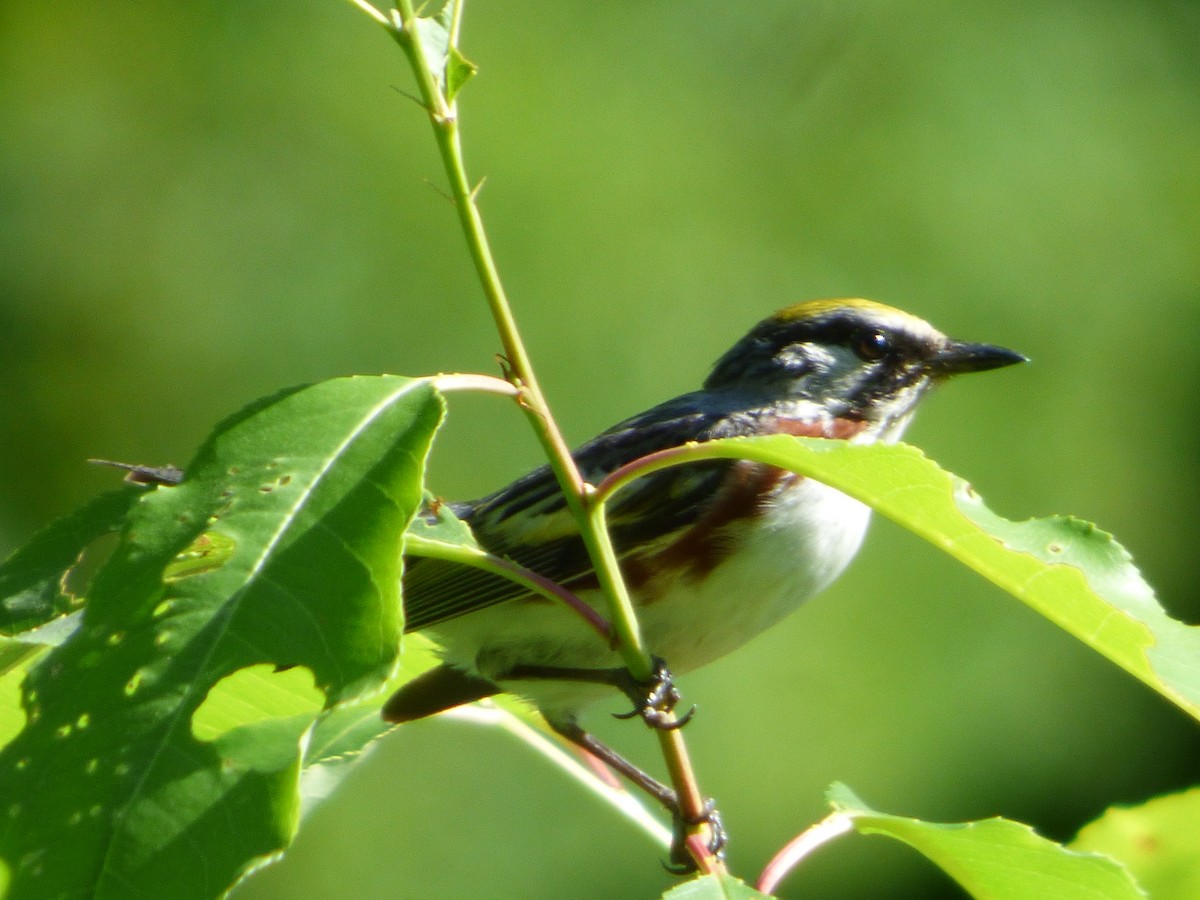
1, 1, 1197, 898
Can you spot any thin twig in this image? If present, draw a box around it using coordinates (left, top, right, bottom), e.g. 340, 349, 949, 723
429, 372, 520, 396
756, 812, 855, 895
403, 534, 613, 641
343, 0, 388, 26
444, 703, 673, 849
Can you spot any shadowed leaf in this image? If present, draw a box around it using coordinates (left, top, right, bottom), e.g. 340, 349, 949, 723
0, 376, 443, 900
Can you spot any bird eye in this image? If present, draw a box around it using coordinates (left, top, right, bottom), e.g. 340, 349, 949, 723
852, 330, 890, 361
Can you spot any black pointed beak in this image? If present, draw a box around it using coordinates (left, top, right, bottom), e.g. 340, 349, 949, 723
928, 340, 1027, 377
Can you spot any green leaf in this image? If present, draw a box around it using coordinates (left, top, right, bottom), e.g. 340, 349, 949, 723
678, 436, 1200, 721
0, 614, 83, 743
0, 488, 141, 715
662, 873, 773, 899
0, 488, 138, 635
189, 663, 324, 743
1070, 788, 1200, 900
0, 655, 36, 747
445, 45, 477, 102
226, 632, 445, 895
0, 375, 443, 900
405, 492, 480, 549
829, 783, 1145, 899
0, 612, 81, 673
0, 641, 35, 683
410, 2, 476, 103
295, 632, 443, 823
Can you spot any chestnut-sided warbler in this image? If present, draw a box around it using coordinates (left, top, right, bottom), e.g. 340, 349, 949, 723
384, 299, 1023, 857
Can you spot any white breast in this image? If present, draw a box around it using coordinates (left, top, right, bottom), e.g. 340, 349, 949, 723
635, 476, 870, 673
429, 477, 871, 719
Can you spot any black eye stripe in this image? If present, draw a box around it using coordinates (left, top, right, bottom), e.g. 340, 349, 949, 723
704, 311, 929, 389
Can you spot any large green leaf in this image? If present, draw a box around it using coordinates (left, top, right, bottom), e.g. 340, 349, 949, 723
829, 784, 1145, 899
0, 375, 443, 900
639, 436, 1199, 721
1071, 788, 1200, 900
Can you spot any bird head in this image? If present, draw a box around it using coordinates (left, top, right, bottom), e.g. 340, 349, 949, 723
704, 299, 1026, 437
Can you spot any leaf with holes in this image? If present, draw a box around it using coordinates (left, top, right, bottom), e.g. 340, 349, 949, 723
0, 375, 443, 900
660, 436, 1199, 721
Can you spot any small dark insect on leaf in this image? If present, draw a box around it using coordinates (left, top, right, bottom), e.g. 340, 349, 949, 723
87, 459, 184, 486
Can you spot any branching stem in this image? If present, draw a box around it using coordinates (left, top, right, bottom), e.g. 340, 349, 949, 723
377, 0, 724, 874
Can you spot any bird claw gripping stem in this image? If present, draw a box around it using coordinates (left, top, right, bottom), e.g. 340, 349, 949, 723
612, 657, 696, 730
664, 798, 728, 874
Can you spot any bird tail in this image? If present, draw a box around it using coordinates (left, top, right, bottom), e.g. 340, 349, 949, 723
382, 664, 500, 723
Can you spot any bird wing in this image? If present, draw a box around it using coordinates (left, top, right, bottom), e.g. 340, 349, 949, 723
401, 395, 736, 632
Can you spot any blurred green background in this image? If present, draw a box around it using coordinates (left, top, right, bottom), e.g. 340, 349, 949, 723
2, 1, 1198, 897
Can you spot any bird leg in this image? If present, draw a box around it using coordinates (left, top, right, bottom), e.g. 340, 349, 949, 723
501, 660, 724, 870
549, 717, 727, 872
503, 656, 695, 730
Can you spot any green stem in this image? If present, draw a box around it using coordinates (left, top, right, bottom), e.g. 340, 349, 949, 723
592, 443, 718, 507
585, 494, 651, 674
383, 0, 722, 873
390, 2, 580, 483
388, 0, 648, 675
403, 534, 613, 641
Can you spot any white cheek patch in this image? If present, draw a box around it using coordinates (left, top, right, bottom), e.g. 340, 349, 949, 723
797, 343, 840, 371
775, 343, 820, 374
809, 344, 873, 397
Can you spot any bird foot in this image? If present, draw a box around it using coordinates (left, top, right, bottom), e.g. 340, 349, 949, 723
612, 657, 695, 730
664, 798, 728, 874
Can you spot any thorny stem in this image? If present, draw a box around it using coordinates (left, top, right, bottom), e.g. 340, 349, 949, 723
390, 1, 582, 485
370, 0, 724, 875
385, 0, 650, 665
